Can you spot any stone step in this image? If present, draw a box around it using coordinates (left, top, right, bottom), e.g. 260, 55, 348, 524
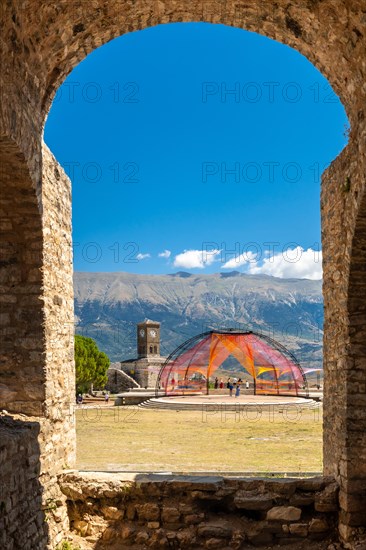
138, 397, 320, 412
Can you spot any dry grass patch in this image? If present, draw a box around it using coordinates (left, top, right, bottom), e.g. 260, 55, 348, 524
76, 405, 322, 473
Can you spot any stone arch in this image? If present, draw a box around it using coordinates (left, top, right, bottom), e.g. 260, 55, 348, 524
1, 0, 365, 544
38, 3, 360, 125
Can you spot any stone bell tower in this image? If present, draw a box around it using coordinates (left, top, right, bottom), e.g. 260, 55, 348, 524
137, 319, 161, 358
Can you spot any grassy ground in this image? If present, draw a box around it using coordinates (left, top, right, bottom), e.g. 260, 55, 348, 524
76, 405, 322, 473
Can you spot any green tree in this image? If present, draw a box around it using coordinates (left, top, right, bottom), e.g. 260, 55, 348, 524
75, 335, 109, 394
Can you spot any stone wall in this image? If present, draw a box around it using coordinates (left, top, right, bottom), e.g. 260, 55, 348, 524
0, 0, 366, 546
59, 471, 339, 549
0, 412, 74, 549
321, 119, 366, 541
0, 143, 76, 548
0, 415, 47, 550
0, 138, 45, 416
123, 358, 165, 389
0, 413, 73, 550
41, 143, 75, 462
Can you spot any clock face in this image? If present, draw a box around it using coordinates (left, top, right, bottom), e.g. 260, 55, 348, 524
149, 329, 157, 338
139, 329, 145, 337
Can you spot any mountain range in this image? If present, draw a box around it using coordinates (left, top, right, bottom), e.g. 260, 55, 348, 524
73, 271, 323, 374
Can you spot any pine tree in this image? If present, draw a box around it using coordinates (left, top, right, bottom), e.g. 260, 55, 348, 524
75, 335, 109, 394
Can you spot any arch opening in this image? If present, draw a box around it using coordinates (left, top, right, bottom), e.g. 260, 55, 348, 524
42, 20, 348, 474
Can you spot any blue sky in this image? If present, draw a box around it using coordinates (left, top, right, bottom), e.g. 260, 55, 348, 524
44, 23, 348, 278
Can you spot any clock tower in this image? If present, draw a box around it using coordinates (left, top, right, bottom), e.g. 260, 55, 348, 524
112, 319, 166, 389
137, 319, 160, 358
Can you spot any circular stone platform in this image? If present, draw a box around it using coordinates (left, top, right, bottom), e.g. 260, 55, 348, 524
139, 394, 319, 411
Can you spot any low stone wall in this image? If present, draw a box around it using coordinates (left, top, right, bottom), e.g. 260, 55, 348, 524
59, 471, 339, 549
0, 415, 47, 549
0, 413, 72, 549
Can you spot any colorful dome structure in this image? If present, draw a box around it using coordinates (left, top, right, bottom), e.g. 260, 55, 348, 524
156, 330, 309, 397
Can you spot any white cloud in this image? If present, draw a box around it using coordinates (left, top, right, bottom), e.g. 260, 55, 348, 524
173, 249, 221, 269
158, 249, 171, 259
136, 253, 151, 261
222, 251, 258, 269
248, 247, 322, 280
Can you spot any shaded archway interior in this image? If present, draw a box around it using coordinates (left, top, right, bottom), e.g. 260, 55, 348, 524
0, 137, 45, 415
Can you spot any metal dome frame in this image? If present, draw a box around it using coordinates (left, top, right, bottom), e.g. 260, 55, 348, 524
155, 329, 309, 398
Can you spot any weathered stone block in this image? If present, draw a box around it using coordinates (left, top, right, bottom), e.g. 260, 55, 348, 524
339, 489, 366, 513
309, 518, 329, 533
261, 521, 283, 534
147, 521, 160, 529
289, 523, 308, 537
184, 513, 205, 524
164, 522, 184, 530
101, 526, 118, 541
178, 503, 194, 514
205, 537, 226, 548
161, 506, 180, 523
149, 528, 168, 548
191, 490, 221, 500
135, 530, 150, 544
176, 528, 197, 546
266, 506, 302, 522
234, 490, 273, 510
136, 502, 160, 521
167, 477, 223, 492
263, 479, 298, 495
197, 521, 233, 538
101, 505, 123, 520
289, 492, 315, 506
315, 482, 339, 512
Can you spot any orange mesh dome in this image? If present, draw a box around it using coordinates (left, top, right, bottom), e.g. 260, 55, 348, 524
157, 330, 309, 397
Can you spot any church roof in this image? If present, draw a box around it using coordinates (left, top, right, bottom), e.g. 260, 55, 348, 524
138, 318, 160, 325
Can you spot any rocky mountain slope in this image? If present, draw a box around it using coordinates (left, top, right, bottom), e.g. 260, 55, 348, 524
74, 271, 323, 372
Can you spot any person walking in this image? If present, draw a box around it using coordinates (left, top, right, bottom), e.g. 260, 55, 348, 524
214, 377, 219, 389
228, 379, 234, 397
219, 379, 224, 389
245, 380, 250, 390
235, 381, 241, 398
